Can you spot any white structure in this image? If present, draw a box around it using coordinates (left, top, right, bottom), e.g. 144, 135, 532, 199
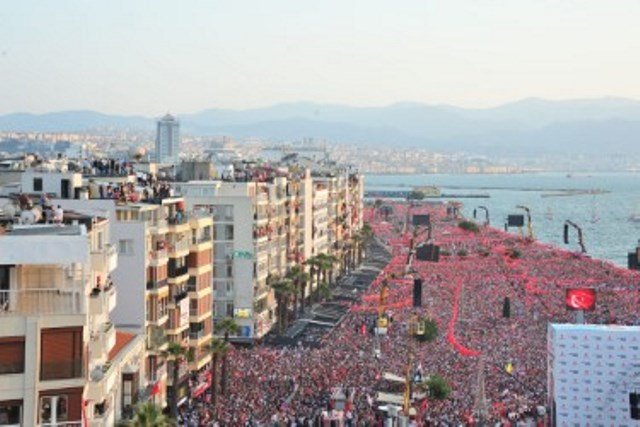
155, 114, 180, 166
176, 173, 315, 340
548, 323, 640, 425
0, 215, 146, 426
20, 170, 83, 199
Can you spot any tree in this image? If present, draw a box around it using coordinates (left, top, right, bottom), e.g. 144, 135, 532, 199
317, 281, 331, 301
317, 253, 339, 286
161, 343, 191, 420
407, 190, 426, 201
286, 265, 310, 315
207, 338, 228, 419
131, 402, 173, 427
215, 317, 239, 396
458, 220, 480, 233
270, 276, 295, 334
426, 374, 451, 400
304, 256, 323, 300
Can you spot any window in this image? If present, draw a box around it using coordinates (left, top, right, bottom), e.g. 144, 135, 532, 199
40, 328, 83, 380
33, 177, 43, 192
0, 401, 22, 425
0, 337, 25, 375
118, 239, 134, 256
40, 395, 68, 424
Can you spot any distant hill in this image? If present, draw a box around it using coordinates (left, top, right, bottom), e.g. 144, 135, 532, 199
2, 98, 640, 156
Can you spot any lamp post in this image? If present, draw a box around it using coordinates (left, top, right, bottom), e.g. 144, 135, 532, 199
473, 206, 490, 226
516, 205, 534, 239
564, 220, 586, 254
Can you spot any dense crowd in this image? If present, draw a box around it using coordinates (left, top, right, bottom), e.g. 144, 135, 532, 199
205, 202, 640, 425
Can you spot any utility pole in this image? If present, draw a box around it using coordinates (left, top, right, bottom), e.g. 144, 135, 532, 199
473, 357, 489, 426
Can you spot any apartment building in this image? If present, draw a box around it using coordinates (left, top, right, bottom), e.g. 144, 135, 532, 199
54, 193, 214, 412
176, 169, 312, 340
0, 210, 145, 426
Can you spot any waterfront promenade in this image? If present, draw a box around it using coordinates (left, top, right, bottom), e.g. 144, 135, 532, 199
211, 202, 640, 425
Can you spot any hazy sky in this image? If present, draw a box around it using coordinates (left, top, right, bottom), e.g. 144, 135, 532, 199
2, 0, 640, 115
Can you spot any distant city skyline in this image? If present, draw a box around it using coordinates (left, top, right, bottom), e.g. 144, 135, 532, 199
2, 0, 640, 115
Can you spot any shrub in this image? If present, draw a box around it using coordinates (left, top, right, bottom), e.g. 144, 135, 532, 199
415, 318, 438, 342
506, 248, 521, 259
458, 220, 480, 233
457, 249, 468, 257
426, 374, 451, 400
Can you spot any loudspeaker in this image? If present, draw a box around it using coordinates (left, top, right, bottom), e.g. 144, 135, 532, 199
629, 253, 639, 270
417, 244, 440, 262
630, 392, 640, 420
507, 214, 525, 227
412, 214, 430, 227
503, 297, 511, 318
413, 278, 423, 308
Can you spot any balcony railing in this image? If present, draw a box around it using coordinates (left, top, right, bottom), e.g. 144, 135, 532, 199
189, 329, 208, 340
168, 265, 188, 278
146, 278, 168, 291
147, 327, 168, 350
40, 360, 83, 381
0, 288, 84, 316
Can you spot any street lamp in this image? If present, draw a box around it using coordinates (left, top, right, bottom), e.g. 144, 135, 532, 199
516, 205, 534, 239
564, 220, 586, 253
473, 206, 490, 226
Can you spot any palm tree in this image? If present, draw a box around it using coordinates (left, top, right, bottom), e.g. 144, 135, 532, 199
286, 265, 310, 315
131, 402, 173, 427
207, 338, 228, 419
215, 317, 239, 396
317, 280, 331, 301
318, 253, 339, 286
304, 256, 323, 301
162, 342, 191, 420
270, 276, 295, 334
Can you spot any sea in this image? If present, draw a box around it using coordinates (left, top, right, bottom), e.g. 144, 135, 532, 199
366, 172, 640, 267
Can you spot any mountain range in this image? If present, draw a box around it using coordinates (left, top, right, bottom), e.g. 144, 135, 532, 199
2, 97, 640, 156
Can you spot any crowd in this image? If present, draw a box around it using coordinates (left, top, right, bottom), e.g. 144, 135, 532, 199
204, 202, 640, 425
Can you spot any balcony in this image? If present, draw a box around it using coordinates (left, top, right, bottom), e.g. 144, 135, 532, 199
149, 218, 168, 235
146, 326, 168, 351
0, 288, 84, 316
146, 278, 168, 292
89, 285, 117, 317
89, 322, 116, 360
149, 248, 168, 266
168, 265, 189, 280
91, 244, 118, 274
86, 361, 118, 401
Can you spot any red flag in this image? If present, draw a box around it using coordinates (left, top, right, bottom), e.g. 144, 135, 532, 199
151, 381, 161, 396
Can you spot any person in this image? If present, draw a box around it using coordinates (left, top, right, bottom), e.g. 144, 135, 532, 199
53, 205, 64, 224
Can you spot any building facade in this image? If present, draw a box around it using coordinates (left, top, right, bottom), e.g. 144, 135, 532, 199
0, 211, 145, 426
155, 114, 180, 166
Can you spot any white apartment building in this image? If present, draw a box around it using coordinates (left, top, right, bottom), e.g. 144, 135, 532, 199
0, 211, 146, 426
176, 170, 314, 340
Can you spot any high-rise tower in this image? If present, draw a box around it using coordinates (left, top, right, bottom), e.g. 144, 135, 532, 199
155, 114, 180, 165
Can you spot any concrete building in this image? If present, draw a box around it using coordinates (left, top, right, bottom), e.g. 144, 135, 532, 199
0, 211, 146, 426
52, 191, 213, 413
155, 114, 180, 166
176, 169, 316, 340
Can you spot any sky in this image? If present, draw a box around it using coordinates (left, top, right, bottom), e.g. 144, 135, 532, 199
1, 0, 640, 115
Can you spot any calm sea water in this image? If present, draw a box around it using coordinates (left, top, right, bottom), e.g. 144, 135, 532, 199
366, 172, 640, 267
